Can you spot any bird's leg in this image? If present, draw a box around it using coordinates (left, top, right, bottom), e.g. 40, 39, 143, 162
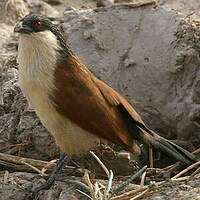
43, 152, 69, 188
28, 152, 69, 199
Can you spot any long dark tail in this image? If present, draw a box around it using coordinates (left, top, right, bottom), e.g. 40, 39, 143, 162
117, 104, 197, 165
139, 128, 197, 165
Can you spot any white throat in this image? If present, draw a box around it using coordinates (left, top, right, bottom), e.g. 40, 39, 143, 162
17, 30, 60, 90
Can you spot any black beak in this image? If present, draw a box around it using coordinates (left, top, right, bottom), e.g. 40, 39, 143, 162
14, 21, 32, 34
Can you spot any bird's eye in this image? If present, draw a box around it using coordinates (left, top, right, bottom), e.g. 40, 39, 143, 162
34, 20, 41, 28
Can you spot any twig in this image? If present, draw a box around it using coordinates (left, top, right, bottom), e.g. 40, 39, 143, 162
193, 147, 200, 155
130, 188, 150, 200
90, 151, 110, 177
171, 160, 200, 180
89, 151, 115, 199
0, 153, 55, 172
162, 162, 180, 171
79, 152, 147, 200
105, 170, 114, 197
111, 186, 147, 200
140, 171, 146, 186
171, 176, 190, 181
41, 159, 57, 174
20, 161, 47, 176
111, 165, 147, 196
189, 167, 200, 179
76, 189, 93, 200
149, 147, 153, 168
83, 170, 95, 196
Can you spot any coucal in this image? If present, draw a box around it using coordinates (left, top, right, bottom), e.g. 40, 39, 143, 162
14, 14, 196, 166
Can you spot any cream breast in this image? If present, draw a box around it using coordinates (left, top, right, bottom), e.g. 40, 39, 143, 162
17, 30, 100, 155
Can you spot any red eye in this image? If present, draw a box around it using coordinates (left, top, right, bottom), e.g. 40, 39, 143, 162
34, 20, 41, 28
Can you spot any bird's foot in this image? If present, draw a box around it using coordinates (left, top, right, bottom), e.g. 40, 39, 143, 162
25, 153, 69, 200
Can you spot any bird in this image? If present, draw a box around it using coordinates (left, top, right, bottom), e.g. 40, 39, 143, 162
14, 14, 197, 167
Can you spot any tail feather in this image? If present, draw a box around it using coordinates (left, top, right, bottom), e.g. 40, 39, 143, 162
117, 104, 197, 165
140, 129, 197, 165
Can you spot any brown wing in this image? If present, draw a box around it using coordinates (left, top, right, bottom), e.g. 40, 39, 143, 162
93, 76, 155, 136
53, 55, 197, 164
92, 77, 144, 123
53, 55, 145, 150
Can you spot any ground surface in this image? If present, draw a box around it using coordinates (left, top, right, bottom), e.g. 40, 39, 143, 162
0, 0, 200, 199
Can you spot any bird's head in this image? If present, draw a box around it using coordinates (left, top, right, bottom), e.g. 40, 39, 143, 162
14, 14, 71, 55
14, 14, 53, 34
